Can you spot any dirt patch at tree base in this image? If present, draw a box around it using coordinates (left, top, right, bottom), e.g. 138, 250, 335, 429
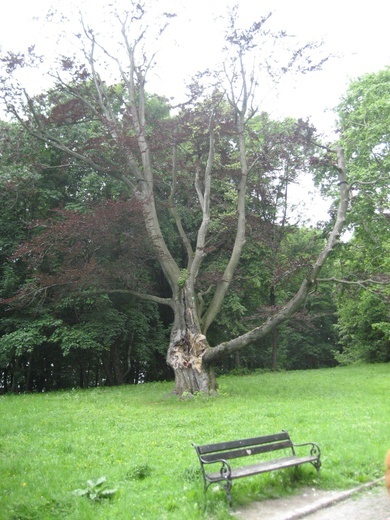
233, 479, 390, 519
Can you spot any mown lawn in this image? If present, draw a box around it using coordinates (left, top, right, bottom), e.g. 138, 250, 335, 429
0, 363, 389, 519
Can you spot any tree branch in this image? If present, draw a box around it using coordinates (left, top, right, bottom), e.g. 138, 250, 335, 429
204, 146, 351, 363
201, 83, 248, 333
168, 142, 194, 264
317, 277, 389, 286
10, 101, 136, 188
188, 111, 215, 284
97, 289, 174, 307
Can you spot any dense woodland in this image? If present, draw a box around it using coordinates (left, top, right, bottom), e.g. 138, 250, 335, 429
0, 4, 388, 393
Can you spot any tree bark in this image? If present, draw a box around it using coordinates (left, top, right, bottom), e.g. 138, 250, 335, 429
270, 286, 279, 370
166, 285, 217, 395
272, 329, 279, 371
102, 350, 115, 386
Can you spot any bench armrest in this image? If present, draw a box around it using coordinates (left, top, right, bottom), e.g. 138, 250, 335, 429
292, 441, 321, 459
199, 457, 232, 482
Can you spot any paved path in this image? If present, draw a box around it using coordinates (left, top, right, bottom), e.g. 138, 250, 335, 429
305, 485, 390, 520
234, 480, 390, 520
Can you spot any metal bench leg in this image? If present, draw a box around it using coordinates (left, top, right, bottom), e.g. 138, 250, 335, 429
224, 479, 233, 509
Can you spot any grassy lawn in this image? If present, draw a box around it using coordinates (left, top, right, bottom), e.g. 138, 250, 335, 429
0, 363, 389, 519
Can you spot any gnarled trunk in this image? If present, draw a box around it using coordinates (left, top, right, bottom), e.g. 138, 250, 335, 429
166, 286, 217, 395
167, 329, 217, 395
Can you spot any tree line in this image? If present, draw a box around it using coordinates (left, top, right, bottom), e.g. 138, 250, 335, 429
0, 3, 388, 394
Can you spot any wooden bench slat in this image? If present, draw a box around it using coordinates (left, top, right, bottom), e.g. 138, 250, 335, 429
197, 431, 290, 455
201, 439, 293, 462
206, 455, 318, 481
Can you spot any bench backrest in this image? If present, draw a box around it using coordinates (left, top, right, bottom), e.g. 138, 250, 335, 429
194, 431, 294, 463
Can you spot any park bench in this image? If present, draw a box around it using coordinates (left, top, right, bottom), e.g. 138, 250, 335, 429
192, 430, 321, 507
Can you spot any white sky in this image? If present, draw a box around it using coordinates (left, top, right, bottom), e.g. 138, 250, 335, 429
1, 0, 389, 136
1, 0, 389, 222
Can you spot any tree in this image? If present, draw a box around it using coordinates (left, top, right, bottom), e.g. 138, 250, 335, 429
0, 3, 349, 395
328, 68, 390, 363
0, 190, 169, 391
0, 118, 169, 392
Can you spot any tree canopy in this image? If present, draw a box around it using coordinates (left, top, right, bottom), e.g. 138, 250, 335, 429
331, 68, 390, 363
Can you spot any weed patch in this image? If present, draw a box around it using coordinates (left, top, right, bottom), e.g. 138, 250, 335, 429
125, 462, 152, 481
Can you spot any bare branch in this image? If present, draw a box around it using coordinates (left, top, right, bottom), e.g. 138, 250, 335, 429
204, 146, 351, 363
189, 110, 215, 284
317, 277, 389, 286
93, 289, 174, 307
168, 142, 194, 263
202, 96, 248, 333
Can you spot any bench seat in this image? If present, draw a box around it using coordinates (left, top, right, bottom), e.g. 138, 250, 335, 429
206, 454, 319, 481
193, 430, 321, 508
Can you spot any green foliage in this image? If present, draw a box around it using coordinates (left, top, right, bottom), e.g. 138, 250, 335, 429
330, 68, 390, 364
0, 364, 389, 519
0, 290, 169, 391
73, 476, 117, 501
49, 302, 129, 356
50, 327, 104, 356
178, 269, 189, 288
0, 317, 61, 364
338, 67, 390, 172
334, 291, 390, 364
0, 329, 45, 357
337, 68, 389, 235
208, 226, 337, 371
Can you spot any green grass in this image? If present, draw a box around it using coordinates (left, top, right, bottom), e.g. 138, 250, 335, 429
0, 363, 389, 519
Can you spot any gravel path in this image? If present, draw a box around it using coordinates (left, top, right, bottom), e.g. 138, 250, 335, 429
234, 480, 390, 520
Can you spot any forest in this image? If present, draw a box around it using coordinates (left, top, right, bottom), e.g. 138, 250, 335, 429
0, 3, 388, 394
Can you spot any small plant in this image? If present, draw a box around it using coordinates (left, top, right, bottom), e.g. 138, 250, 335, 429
73, 476, 117, 501
178, 269, 189, 288
126, 462, 152, 480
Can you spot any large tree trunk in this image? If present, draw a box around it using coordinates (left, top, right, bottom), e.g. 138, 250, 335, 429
167, 333, 217, 396
166, 286, 217, 395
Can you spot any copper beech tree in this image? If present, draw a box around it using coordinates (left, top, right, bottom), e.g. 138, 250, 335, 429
0, 4, 349, 395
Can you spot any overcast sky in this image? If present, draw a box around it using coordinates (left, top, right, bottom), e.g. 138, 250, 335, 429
1, 0, 388, 222
1, 0, 389, 136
